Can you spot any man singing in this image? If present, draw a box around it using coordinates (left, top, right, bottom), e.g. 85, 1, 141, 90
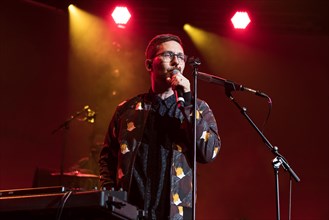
99, 33, 221, 219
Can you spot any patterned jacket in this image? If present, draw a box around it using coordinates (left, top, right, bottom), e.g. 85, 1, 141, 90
99, 92, 221, 219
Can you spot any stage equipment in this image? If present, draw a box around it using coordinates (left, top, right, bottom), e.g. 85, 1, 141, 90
231, 11, 251, 29
187, 58, 300, 220
112, 6, 131, 28
0, 187, 144, 220
51, 105, 96, 187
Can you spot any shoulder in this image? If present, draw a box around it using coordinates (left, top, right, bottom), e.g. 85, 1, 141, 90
196, 98, 210, 109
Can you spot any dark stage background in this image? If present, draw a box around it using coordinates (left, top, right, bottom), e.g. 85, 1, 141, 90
0, 0, 328, 219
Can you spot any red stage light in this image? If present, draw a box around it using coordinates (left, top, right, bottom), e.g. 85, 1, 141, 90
111, 6, 131, 28
231, 11, 251, 29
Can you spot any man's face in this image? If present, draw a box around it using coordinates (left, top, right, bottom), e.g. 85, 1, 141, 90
149, 41, 186, 92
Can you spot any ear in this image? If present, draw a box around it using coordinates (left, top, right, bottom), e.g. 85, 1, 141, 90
145, 59, 152, 71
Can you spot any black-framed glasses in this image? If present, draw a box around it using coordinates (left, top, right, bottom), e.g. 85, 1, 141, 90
154, 51, 188, 63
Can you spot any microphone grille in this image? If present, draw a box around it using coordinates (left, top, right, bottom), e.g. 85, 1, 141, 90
172, 69, 180, 75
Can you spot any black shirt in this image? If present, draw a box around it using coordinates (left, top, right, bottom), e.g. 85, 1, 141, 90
129, 94, 179, 219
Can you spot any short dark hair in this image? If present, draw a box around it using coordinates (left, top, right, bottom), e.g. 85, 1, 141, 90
145, 34, 183, 59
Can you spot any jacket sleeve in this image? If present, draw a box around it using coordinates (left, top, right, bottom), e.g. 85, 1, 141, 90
99, 109, 120, 189
181, 99, 221, 163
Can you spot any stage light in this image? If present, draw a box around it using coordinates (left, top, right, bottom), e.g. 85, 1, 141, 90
183, 24, 191, 31
231, 11, 251, 29
184, 24, 209, 46
68, 4, 75, 11
111, 6, 131, 28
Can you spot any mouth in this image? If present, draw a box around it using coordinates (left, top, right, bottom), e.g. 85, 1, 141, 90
168, 68, 180, 75
164, 68, 181, 82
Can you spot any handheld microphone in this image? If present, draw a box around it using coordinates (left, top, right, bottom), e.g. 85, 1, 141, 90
172, 69, 185, 107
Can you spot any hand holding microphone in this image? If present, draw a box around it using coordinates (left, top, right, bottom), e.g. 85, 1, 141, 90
167, 69, 191, 107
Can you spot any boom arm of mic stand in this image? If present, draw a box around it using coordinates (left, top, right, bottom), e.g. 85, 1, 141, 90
198, 71, 269, 98
224, 88, 300, 220
51, 116, 74, 134
225, 88, 300, 182
51, 106, 89, 134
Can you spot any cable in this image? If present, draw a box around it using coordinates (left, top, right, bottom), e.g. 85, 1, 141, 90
56, 190, 73, 220
261, 94, 272, 133
288, 176, 293, 220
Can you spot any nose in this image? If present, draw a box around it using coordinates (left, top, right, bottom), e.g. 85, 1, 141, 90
171, 55, 180, 65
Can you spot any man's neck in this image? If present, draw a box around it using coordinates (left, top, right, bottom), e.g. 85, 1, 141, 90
152, 86, 174, 100
157, 89, 174, 100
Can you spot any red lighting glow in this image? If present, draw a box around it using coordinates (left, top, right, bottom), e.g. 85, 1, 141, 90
111, 6, 131, 27
231, 11, 251, 29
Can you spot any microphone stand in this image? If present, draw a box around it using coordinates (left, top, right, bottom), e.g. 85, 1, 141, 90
223, 84, 300, 220
189, 58, 201, 220
51, 106, 93, 186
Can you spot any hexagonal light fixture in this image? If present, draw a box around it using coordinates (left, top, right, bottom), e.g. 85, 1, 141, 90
231, 11, 251, 29
111, 6, 131, 27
